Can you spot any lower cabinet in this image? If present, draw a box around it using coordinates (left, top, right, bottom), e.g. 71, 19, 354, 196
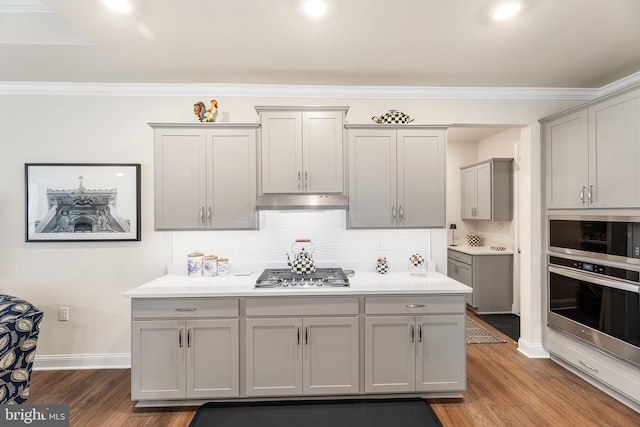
130, 298, 240, 401
364, 315, 466, 393
245, 316, 359, 396
130, 294, 467, 403
447, 249, 513, 313
132, 318, 239, 400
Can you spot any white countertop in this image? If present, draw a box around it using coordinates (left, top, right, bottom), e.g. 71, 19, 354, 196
124, 271, 471, 298
448, 245, 514, 255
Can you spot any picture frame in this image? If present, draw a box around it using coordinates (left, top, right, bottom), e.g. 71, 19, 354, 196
25, 163, 141, 242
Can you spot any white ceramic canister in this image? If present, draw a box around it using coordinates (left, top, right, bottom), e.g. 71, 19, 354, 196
187, 252, 204, 277
203, 255, 218, 277
217, 258, 230, 276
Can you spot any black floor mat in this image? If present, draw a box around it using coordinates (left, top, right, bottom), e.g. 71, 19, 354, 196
475, 313, 520, 342
190, 398, 443, 427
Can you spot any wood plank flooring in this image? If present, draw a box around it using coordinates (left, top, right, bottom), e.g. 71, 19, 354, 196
27, 313, 640, 426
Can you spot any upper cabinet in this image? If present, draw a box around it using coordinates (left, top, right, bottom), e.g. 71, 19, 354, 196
255, 106, 349, 194
151, 123, 259, 230
543, 87, 640, 209
461, 158, 513, 221
346, 125, 447, 228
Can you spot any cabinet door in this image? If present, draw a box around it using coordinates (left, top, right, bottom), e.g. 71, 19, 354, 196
364, 316, 415, 393
245, 318, 303, 396
186, 319, 239, 399
415, 315, 466, 392
303, 317, 359, 395
131, 320, 185, 400
588, 89, 640, 208
544, 110, 589, 209
447, 259, 473, 307
461, 166, 477, 219
207, 129, 257, 229
261, 111, 303, 193
154, 129, 207, 229
348, 129, 397, 228
397, 129, 446, 227
302, 111, 344, 193
474, 162, 492, 220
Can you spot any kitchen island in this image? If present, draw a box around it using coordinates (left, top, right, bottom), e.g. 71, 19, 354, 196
125, 271, 471, 406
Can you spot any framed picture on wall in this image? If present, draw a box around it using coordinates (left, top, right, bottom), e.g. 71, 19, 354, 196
24, 163, 141, 242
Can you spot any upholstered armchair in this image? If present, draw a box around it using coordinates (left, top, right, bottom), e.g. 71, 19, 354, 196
0, 295, 44, 404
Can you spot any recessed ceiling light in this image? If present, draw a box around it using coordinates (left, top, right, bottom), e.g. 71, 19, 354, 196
303, 0, 328, 18
492, 1, 522, 21
101, 0, 132, 15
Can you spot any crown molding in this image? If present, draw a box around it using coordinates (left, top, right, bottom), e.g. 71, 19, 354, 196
0, 81, 599, 99
598, 71, 640, 96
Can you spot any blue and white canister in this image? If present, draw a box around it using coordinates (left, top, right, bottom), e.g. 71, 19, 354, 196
217, 258, 230, 276
203, 255, 218, 277
188, 252, 204, 277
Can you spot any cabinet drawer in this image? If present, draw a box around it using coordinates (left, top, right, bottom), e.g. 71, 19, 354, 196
447, 250, 472, 265
547, 333, 640, 403
246, 297, 359, 316
365, 295, 465, 315
132, 298, 239, 319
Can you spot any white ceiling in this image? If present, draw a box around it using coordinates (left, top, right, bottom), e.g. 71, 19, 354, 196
2, 0, 640, 88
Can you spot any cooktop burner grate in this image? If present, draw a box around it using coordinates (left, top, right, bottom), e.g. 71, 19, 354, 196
255, 268, 350, 288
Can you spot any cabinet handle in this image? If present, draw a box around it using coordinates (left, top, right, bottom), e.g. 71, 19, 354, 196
304, 172, 308, 191
579, 360, 598, 373
418, 324, 423, 343
187, 328, 191, 348
399, 206, 404, 222
410, 324, 415, 343
392, 206, 396, 222
305, 327, 309, 345
406, 304, 425, 308
207, 206, 212, 225
588, 186, 593, 204
454, 265, 459, 274
178, 328, 183, 348
200, 206, 205, 225
297, 171, 302, 191
472, 207, 477, 217
580, 186, 585, 204
297, 327, 301, 345
176, 308, 196, 312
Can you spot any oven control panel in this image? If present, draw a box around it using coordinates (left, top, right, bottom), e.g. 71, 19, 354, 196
549, 256, 640, 283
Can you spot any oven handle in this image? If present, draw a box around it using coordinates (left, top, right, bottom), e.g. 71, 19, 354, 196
549, 265, 640, 294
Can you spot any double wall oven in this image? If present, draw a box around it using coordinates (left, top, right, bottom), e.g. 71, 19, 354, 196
548, 216, 640, 366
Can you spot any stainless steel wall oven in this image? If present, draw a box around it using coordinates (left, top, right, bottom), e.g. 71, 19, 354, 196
548, 216, 640, 367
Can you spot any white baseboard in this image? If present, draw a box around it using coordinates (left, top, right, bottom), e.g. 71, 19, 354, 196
517, 338, 550, 359
33, 353, 131, 370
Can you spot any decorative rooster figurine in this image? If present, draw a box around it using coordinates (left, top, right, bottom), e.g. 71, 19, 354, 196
193, 101, 206, 121
193, 99, 219, 122
203, 99, 219, 122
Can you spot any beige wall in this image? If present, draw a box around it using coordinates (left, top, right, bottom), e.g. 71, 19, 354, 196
0, 89, 585, 365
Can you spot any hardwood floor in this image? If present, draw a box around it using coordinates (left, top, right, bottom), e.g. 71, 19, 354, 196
27, 314, 640, 426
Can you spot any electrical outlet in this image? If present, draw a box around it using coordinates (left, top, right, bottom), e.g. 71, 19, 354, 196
58, 307, 69, 322
376, 240, 389, 251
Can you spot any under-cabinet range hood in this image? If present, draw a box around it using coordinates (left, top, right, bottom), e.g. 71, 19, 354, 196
255, 194, 348, 210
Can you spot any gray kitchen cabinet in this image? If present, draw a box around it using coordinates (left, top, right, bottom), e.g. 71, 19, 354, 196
447, 249, 512, 313
255, 106, 348, 194
363, 296, 466, 393
346, 125, 447, 228
131, 299, 240, 400
461, 158, 513, 221
151, 123, 258, 230
244, 297, 359, 397
543, 87, 640, 209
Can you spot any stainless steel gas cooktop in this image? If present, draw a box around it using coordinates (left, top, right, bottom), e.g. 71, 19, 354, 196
255, 268, 350, 288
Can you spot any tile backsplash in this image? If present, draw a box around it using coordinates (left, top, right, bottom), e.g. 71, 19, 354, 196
172, 210, 433, 273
